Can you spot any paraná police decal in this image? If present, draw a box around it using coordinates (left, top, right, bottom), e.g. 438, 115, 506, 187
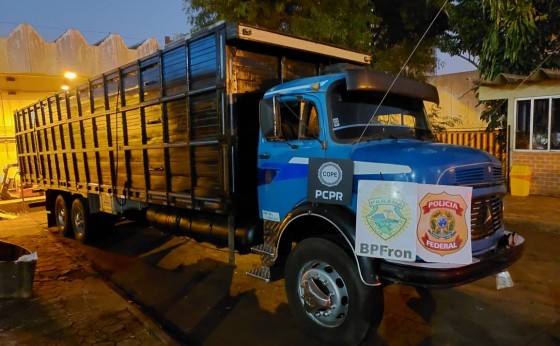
308, 158, 353, 205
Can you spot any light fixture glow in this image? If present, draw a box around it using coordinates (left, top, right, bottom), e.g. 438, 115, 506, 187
64, 72, 77, 79
61, 85, 70, 91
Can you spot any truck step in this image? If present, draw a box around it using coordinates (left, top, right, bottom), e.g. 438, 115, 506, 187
247, 266, 271, 282
251, 244, 275, 256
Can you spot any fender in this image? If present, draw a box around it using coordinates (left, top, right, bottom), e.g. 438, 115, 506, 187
276, 202, 381, 286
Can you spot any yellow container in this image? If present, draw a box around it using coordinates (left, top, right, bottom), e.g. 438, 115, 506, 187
510, 165, 531, 196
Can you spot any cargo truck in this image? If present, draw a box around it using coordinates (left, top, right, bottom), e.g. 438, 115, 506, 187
14, 21, 524, 345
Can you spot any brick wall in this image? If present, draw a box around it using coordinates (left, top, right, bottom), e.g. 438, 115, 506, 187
511, 151, 560, 196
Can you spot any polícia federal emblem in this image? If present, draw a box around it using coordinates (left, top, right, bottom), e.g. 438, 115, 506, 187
417, 192, 469, 256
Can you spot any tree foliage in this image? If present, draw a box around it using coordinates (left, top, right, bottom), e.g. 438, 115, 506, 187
182, 0, 560, 132
442, 0, 560, 80
182, 0, 448, 79
183, 0, 373, 52
427, 104, 463, 133
369, 0, 448, 77
441, 0, 560, 133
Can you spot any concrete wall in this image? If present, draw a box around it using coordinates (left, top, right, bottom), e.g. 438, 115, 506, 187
428, 71, 487, 131
0, 24, 159, 176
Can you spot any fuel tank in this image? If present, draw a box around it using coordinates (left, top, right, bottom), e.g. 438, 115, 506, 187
145, 206, 262, 254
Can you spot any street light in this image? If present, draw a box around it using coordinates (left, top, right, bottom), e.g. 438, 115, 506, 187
64, 71, 77, 80
61, 71, 77, 91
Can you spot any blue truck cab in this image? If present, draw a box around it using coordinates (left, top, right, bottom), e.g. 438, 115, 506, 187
251, 68, 524, 344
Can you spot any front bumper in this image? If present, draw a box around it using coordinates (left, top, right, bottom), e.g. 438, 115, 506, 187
378, 232, 525, 288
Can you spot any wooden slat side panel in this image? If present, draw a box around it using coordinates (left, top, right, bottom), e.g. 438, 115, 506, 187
162, 46, 187, 97
190, 93, 219, 142
193, 145, 221, 199
141, 58, 161, 102
232, 50, 278, 93
167, 100, 188, 144
189, 34, 217, 90
14, 28, 227, 212
128, 149, 147, 191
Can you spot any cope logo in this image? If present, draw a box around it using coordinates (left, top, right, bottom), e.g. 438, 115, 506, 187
318, 162, 343, 187
308, 158, 353, 205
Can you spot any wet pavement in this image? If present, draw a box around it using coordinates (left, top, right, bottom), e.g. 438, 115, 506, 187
0, 194, 558, 345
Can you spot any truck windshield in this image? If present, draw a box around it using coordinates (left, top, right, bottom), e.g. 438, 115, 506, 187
329, 83, 434, 143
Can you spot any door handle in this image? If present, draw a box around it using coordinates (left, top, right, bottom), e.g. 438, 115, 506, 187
259, 153, 270, 159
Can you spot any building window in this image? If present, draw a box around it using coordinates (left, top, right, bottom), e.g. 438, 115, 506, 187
515, 97, 560, 150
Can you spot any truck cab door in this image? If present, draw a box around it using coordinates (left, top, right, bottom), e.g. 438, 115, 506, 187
257, 96, 325, 221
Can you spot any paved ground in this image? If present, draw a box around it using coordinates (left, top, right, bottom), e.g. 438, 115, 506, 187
503, 194, 560, 233
0, 194, 558, 345
0, 204, 177, 346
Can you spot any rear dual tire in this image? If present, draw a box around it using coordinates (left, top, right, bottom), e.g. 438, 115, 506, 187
54, 194, 90, 244
54, 195, 71, 236
70, 198, 89, 243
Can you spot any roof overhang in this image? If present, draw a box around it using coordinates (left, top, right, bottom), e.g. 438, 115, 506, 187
476, 69, 560, 101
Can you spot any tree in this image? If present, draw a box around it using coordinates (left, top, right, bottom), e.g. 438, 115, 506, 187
183, 0, 373, 52
182, 0, 449, 79
369, 0, 448, 78
427, 104, 463, 134
441, 0, 560, 80
441, 0, 560, 133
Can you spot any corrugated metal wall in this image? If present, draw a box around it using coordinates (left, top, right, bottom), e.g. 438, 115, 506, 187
0, 24, 159, 175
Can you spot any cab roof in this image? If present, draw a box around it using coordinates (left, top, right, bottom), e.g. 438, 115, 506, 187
264, 69, 439, 104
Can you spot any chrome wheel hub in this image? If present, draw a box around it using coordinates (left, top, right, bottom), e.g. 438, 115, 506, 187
299, 261, 349, 327
73, 210, 85, 235
56, 203, 66, 228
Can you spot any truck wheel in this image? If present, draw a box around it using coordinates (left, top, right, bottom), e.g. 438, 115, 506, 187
284, 238, 383, 345
71, 198, 89, 243
54, 195, 71, 236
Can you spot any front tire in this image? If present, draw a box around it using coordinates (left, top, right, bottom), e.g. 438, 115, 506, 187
71, 198, 89, 243
285, 238, 383, 345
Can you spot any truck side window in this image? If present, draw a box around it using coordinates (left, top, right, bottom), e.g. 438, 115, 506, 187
301, 103, 319, 139
278, 99, 319, 140
279, 100, 300, 140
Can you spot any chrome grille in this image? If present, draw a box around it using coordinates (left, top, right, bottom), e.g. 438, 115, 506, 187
455, 167, 485, 185
453, 163, 504, 186
491, 164, 505, 184
471, 195, 502, 240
